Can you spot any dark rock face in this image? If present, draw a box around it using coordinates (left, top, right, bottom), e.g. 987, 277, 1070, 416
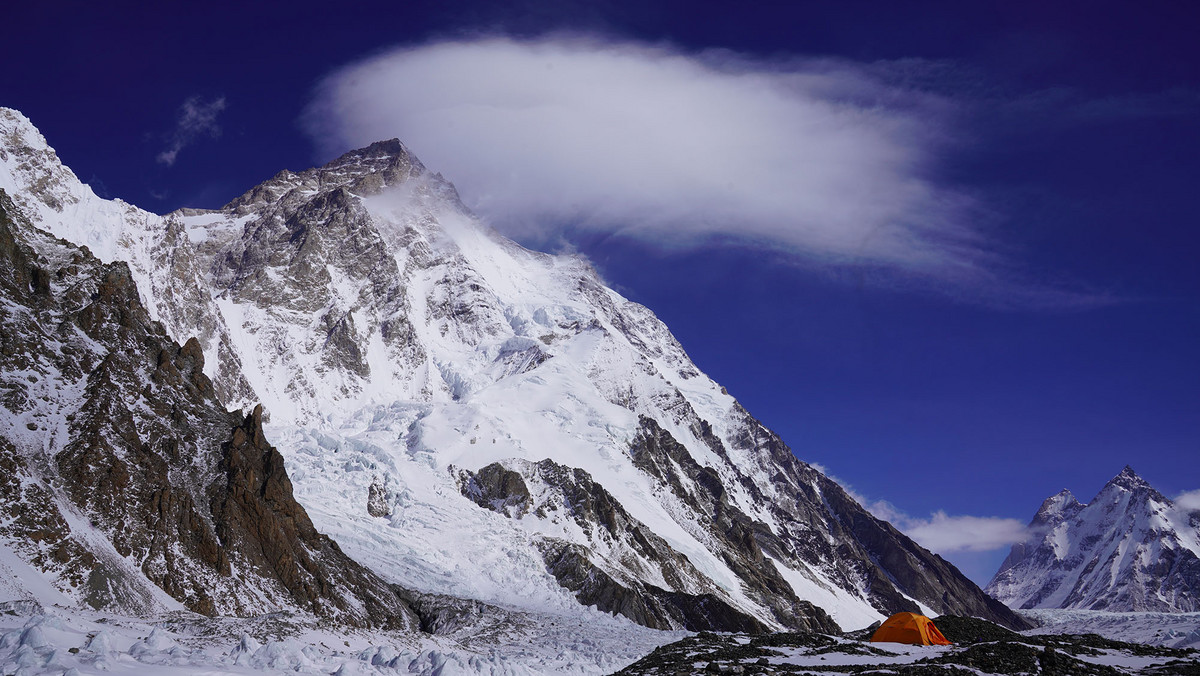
0, 190, 415, 627
630, 411, 1031, 631
538, 539, 769, 633
628, 416, 847, 630
367, 476, 391, 517
461, 462, 533, 516
212, 405, 417, 628
457, 456, 840, 633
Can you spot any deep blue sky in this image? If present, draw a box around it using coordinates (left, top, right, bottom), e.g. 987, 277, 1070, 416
4, 1, 1198, 584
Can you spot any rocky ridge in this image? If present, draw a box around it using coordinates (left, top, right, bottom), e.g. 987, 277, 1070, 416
0, 108, 255, 409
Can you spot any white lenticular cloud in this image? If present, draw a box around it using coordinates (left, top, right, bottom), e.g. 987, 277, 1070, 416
304, 36, 986, 273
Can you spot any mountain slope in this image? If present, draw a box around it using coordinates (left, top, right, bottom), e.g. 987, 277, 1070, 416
0, 107, 1027, 632
0, 187, 419, 627
987, 466, 1200, 612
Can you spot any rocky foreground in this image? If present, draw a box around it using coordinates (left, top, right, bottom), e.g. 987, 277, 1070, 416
614, 616, 1200, 675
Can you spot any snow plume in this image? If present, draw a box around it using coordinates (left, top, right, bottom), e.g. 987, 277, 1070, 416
1177, 489, 1200, 513
157, 95, 226, 166
304, 36, 986, 275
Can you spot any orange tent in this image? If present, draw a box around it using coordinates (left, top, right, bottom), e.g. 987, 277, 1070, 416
869, 612, 952, 645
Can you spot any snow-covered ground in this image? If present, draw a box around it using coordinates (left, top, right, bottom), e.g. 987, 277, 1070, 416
0, 602, 681, 676
1022, 608, 1200, 651
615, 622, 1200, 675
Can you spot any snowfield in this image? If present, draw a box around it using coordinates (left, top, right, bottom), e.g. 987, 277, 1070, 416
7, 602, 1200, 676
1022, 608, 1200, 651
0, 600, 681, 676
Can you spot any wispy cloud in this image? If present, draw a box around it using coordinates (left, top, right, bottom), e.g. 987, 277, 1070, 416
157, 95, 226, 167
304, 38, 990, 273
1176, 489, 1200, 513
900, 511, 1030, 554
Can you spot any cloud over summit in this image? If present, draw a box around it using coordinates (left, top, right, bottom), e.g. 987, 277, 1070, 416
305, 37, 987, 275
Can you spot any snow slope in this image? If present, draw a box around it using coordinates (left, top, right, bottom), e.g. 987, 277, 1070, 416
0, 604, 679, 676
1022, 608, 1200, 651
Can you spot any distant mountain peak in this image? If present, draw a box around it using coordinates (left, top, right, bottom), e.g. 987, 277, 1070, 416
1031, 489, 1082, 527
987, 467, 1200, 612
1093, 465, 1166, 506
1105, 464, 1153, 493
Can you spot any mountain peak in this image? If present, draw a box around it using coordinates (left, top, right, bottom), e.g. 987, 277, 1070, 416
987, 466, 1200, 612
3, 107, 1035, 643
222, 138, 435, 213
315, 137, 427, 186
1031, 489, 1081, 527
1104, 465, 1154, 493
322, 138, 420, 172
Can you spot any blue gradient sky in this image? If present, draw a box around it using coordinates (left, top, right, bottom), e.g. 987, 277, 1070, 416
4, 1, 1198, 584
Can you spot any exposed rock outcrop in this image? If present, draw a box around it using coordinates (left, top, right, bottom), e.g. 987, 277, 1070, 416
458, 457, 840, 633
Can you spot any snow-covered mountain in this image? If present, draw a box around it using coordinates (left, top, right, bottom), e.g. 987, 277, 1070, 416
0, 106, 1026, 635
987, 466, 1200, 612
